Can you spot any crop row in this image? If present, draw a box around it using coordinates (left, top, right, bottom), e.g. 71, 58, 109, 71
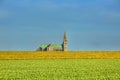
0, 51, 120, 59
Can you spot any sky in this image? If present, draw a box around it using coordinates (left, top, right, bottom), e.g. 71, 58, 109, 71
0, 0, 120, 51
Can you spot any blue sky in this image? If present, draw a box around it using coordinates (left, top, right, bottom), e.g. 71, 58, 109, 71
0, 0, 120, 51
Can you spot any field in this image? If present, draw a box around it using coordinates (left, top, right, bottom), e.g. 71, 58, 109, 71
0, 51, 120, 80
0, 51, 120, 59
0, 59, 120, 80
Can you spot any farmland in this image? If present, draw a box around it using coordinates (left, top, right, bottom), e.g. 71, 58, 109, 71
0, 59, 120, 80
0, 51, 120, 59
0, 51, 120, 79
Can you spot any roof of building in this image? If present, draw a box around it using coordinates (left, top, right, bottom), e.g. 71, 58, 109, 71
41, 44, 49, 49
53, 44, 62, 49
40, 44, 62, 49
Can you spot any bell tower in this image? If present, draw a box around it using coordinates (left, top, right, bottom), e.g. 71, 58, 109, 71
63, 32, 67, 51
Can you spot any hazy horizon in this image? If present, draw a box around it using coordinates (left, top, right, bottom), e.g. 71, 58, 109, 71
0, 0, 120, 51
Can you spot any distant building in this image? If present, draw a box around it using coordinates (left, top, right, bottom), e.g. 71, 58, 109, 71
37, 32, 68, 51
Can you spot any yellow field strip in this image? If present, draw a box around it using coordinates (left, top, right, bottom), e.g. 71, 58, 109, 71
0, 51, 120, 59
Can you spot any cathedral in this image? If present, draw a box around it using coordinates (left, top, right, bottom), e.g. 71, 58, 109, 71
37, 32, 68, 51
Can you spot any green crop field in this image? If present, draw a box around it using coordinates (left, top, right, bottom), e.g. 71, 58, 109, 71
0, 59, 120, 80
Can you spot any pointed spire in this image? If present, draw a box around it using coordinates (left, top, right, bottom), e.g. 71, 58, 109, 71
64, 32, 67, 40
63, 32, 67, 51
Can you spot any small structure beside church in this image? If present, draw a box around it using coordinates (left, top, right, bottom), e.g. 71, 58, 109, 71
37, 32, 68, 51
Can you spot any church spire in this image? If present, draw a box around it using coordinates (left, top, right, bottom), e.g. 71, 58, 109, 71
64, 32, 67, 41
63, 32, 67, 51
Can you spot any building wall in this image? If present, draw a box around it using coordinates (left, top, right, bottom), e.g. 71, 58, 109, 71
63, 35, 67, 51
47, 45, 54, 51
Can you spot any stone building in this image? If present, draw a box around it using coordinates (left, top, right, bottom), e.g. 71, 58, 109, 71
37, 32, 68, 51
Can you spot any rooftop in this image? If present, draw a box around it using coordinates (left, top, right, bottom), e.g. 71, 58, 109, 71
40, 44, 62, 49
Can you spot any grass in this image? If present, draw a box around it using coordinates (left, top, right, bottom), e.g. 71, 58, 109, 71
0, 59, 120, 80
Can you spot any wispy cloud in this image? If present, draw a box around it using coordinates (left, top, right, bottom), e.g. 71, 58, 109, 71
1, 0, 120, 24
0, 9, 15, 19
9, 0, 80, 10
0, 10, 10, 18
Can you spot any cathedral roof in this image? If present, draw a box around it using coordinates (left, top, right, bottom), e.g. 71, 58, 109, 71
53, 44, 62, 49
40, 44, 62, 49
41, 44, 49, 49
